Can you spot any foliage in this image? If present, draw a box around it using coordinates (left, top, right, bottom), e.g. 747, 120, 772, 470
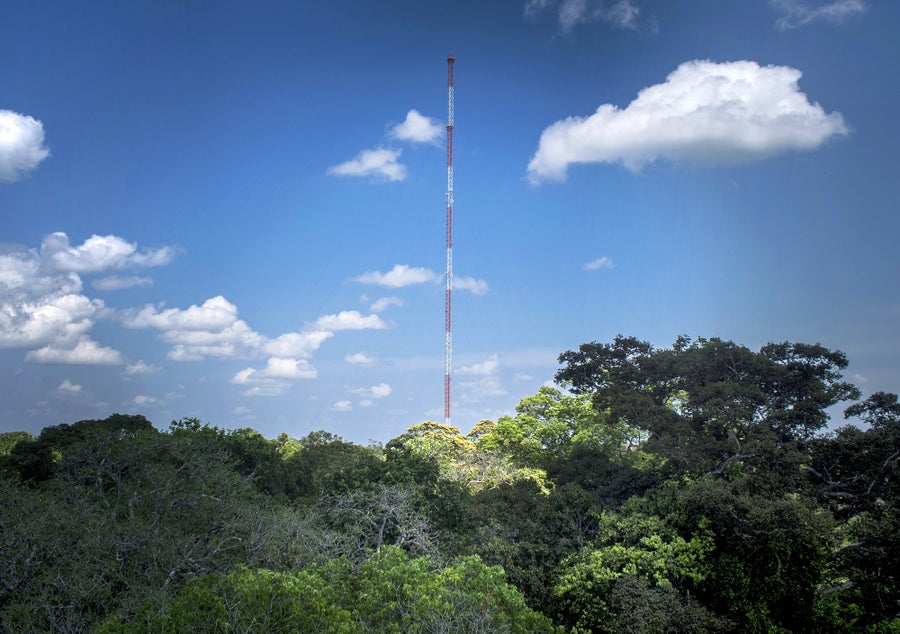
103, 547, 557, 633
556, 335, 861, 477
2, 336, 898, 632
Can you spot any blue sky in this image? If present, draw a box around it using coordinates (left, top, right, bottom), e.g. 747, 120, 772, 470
1, 0, 897, 443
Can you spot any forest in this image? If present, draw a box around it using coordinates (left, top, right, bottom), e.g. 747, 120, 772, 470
1, 335, 898, 633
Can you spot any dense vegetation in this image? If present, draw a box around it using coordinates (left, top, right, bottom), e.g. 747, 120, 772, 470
1, 335, 898, 632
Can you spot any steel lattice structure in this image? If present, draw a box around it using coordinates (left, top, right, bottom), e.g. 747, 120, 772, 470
444, 55, 454, 426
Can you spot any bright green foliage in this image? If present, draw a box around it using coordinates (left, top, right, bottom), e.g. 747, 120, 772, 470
387, 420, 550, 494
101, 567, 356, 633
551, 508, 717, 632
476, 386, 641, 470
0, 431, 32, 457
104, 548, 557, 633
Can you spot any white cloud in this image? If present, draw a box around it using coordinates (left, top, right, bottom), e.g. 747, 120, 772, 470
370, 383, 392, 398
584, 256, 614, 270
263, 357, 317, 380
41, 232, 175, 273
459, 353, 501, 376
771, 0, 866, 30
328, 148, 406, 182
126, 292, 386, 396
231, 368, 257, 384
93, 275, 154, 291
454, 276, 490, 295
369, 296, 404, 313
346, 352, 377, 366
390, 110, 443, 144
0, 233, 176, 364
355, 264, 440, 288
527, 59, 849, 182
123, 296, 264, 360
124, 360, 160, 376
333, 400, 353, 412
262, 330, 333, 358
57, 379, 82, 393
134, 394, 157, 406
0, 271, 122, 365
1, 291, 95, 348
230, 357, 317, 397
0, 110, 50, 182
27, 336, 123, 365
525, 0, 655, 33
314, 310, 389, 331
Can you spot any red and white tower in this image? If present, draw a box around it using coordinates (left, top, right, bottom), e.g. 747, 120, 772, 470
444, 55, 454, 426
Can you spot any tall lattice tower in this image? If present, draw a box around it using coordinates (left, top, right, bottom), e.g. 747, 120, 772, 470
444, 54, 454, 426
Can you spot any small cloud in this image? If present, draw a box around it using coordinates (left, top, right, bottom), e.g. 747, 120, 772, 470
124, 360, 161, 376
328, 148, 406, 182
27, 336, 124, 365
263, 357, 317, 380
525, 0, 657, 34
355, 264, 440, 288
369, 296, 404, 313
771, 0, 866, 30
41, 232, 176, 273
459, 354, 501, 376
345, 352, 377, 366
93, 275, 154, 291
231, 368, 257, 385
0, 109, 50, 182
57, 379, 82, 393
314, 310, 389, 331
352, 383, 392, 399
454, 276, 490, 295
370, 383, 392, 398
230, 357, 317, 396
333, 400, 353, 412
584, 256, 614, 270
389, 110, 443, 144
515, 372, 533, 381
527, 59, 849, 182
263, 330, 333, 358
134, 394, 157, 406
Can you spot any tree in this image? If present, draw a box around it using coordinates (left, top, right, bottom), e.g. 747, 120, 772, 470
0, 424, 269, 633
806, 394, 900, 628
103, 548, 558, 633
555, 335, 861, 478
323, 483, 435, 559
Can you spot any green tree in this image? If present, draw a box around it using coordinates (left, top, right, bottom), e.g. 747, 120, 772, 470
104, 547, 558, 633
556, 335, 860, 478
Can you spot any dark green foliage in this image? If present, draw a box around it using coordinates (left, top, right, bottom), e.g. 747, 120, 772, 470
293, 430, 384, 497
556, 336, 860, 477
5, 413, 156, 482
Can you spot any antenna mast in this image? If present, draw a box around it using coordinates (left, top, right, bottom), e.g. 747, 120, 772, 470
444, 54, 454, 426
